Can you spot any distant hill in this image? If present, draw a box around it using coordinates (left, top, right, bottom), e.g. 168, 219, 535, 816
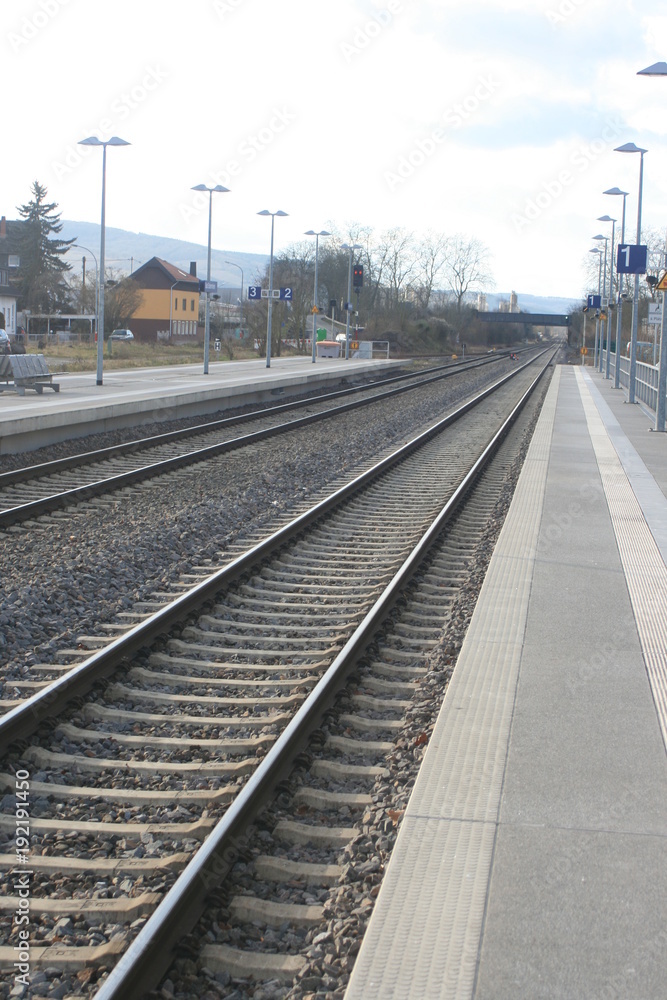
59, 220, 268, 292
59, 222, 581, 313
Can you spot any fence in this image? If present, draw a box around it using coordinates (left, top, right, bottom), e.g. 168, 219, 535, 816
601, 350, 661, 412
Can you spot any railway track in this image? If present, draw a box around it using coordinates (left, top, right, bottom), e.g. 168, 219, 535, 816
0, 351, 553, 999
0, 353, 512, 528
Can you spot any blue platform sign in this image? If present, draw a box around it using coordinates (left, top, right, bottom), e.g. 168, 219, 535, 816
248, 286, 292, 300
199, 279, 218, 293
617, 244, 648, 274
587, 295, 601, 309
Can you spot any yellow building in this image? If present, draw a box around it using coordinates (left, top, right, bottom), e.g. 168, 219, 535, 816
130, 257, 200, 342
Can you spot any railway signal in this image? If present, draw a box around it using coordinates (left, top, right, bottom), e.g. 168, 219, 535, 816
353, 264, 363, 289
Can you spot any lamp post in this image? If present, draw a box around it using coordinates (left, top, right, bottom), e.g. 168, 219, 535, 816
192, 184, 229, 374
597, 216, 617, 378
589, 247, 603, 367
593, 233, 609, 373
614, 142, 647, 403
592, 234, 609, 373
305, 230, 331, 363
636, 63, 667, 428
70, 243, 98, 342
638, 61, 667, 76
224, 261, 244, 337
77, 135, 130, 385
604, 188, 628, 389
341, 243, 362, 360
258, 210, 288, 368
582, 305, 586, 366
168, 280, 180, 340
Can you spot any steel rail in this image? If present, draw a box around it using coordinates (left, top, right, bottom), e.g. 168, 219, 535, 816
0, 351, 548, 750
0, 353, 503, 486
0, 354, 525, 528
92, 349, 555, 1000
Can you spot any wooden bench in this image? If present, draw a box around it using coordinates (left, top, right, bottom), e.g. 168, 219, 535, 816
0, 354, 60, 395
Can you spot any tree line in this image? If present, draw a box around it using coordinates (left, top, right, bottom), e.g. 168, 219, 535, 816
243, 224, 495, 357
9, 183, 500, 350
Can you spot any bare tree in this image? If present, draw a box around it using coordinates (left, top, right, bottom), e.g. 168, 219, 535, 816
379, 227, 416, 311
105, 272, 143, 336
443, 234, 494, 310
413, 230, 449, 309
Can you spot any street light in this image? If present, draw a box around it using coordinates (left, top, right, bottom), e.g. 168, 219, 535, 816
69, 243, 98, 342
589, 247, 603, 367
168, 280, 181, 340
636, 64, 667, 430
305, 230, 331, 363
604, 188, 629, 389
341, 243, 362, 359
78, 135, 130, 385
597, 216, 617, 378
614, 141, 647, 403
637, 61, 667, 76
224, 261, 244, 337
258, 210, 288, 368
192, 184, 229, 374
592, 234, 608, 373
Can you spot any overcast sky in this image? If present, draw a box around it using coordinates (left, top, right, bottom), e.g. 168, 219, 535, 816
4, 0, 667, 299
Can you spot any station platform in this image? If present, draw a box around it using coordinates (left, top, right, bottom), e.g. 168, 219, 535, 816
0, 355, 398, 456
346, 364, 667, 1000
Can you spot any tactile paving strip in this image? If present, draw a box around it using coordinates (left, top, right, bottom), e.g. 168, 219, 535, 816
344, 368, 562, 999
576, 368, 667, 750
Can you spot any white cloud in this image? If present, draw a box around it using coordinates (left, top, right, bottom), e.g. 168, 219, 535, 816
1, 0, 665, 300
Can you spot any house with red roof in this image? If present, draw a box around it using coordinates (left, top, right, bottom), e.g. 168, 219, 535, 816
129, 256, 201, 342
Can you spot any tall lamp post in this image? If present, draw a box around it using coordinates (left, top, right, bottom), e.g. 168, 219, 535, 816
258, 210, 288, 368
78, 135, 130, 385
614, 142, 647, 404
637, 62, 667, 428
589, 247, 603, 367
224, 261, 244, 337
69, 243, 98, 342
597, 215, 617, 378
341, 243, 362, 360
192, 184, 229, 374
638, 61, 667, 77
604, 188, 628, 389
592, 234, 609, 373
305, 230, 331, 363
168, 280, 180, 340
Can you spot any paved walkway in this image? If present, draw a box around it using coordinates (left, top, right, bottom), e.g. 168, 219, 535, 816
345, 364, 667, 1000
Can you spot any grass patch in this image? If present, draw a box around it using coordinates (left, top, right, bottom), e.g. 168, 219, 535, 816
26, 341, 261, 372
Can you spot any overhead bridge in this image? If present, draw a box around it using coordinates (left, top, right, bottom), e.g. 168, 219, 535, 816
476, 311, 570, 326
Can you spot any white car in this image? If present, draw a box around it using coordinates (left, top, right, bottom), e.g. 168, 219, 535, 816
111, 329, 134, 341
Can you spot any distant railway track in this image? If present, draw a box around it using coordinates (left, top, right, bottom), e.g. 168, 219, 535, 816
0, 350, 554, 998
0, 353, 513, 528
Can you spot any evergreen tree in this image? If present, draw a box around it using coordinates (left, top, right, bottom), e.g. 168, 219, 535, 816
16, 181, 75, 312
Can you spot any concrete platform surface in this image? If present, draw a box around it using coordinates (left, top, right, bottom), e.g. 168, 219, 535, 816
0, 355, 399, 455
345, 364, 667, 1000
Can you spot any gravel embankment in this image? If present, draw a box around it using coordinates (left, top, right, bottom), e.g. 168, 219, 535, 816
0, 366, 506, 684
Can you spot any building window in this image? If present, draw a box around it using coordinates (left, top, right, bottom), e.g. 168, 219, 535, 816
190, 298, 195, 312
182, 298, 186, 311
174, 297, 178, 311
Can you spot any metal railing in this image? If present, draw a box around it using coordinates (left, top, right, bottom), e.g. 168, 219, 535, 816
601, 350, 661, 411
